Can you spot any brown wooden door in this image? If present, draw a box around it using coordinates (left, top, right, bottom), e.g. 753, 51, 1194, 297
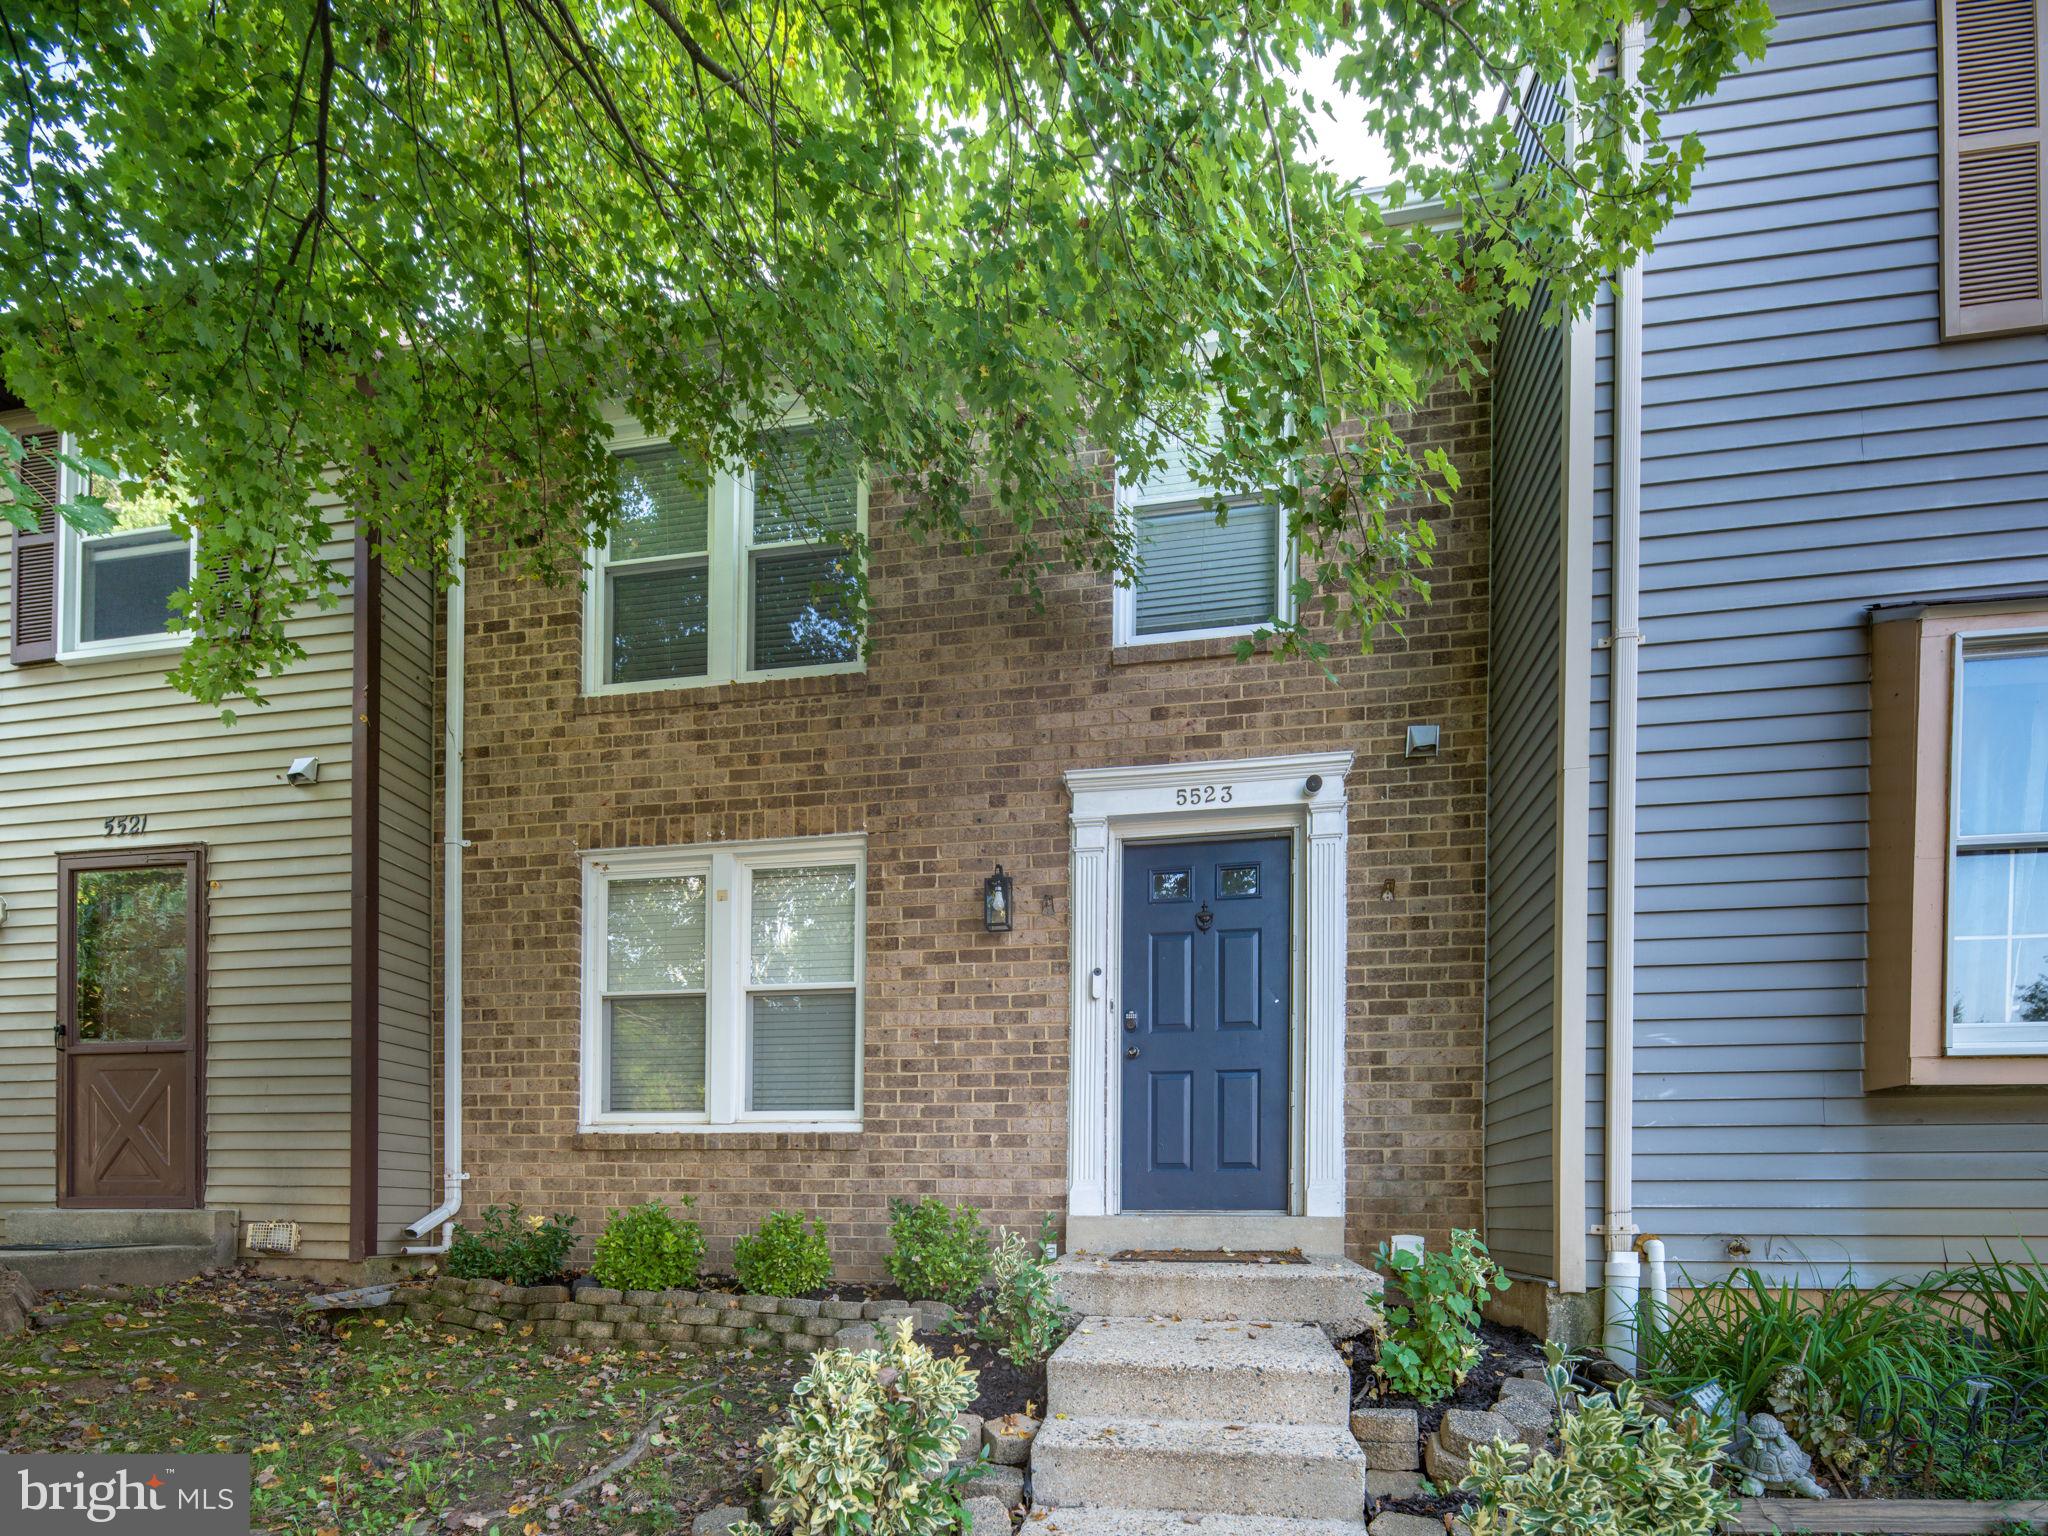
57, 848, 205, 1208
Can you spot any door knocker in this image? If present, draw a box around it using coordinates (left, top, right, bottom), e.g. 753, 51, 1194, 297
1195, 901, 1214, 932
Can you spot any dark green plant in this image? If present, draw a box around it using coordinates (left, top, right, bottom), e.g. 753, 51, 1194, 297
734, 1210, 834, 1298
1370, 1229, 1510, 1406
590, 1198, 706, 1293
1914, 1245, 2048, 1374
886, 1198, 992, 1308
974, 1218, 1071, 1368
445, 1205, 577, 1286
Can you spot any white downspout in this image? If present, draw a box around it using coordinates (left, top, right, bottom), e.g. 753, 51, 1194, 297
404, 522, 469, 1252
1601, 20, 1647, 1371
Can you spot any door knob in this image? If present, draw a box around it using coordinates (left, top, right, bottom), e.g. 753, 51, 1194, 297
1125, 1045, 1140, 1059
1123, 1010, 1138, 1032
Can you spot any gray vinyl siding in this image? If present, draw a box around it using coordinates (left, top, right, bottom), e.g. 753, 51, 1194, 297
375, 563, 436, 1253
1579, 0, 2048, 1285
0, 408, 360, 1258
1483, 75, 1571, 1283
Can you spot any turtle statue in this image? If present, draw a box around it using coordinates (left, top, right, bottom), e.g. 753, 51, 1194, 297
1734, 1412, 1830, 1499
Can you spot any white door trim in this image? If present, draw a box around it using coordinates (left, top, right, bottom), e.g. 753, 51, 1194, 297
1063, 751, 1352, 1223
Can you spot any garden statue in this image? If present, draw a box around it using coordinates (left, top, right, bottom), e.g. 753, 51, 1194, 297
1734, 1412, 1831, 1499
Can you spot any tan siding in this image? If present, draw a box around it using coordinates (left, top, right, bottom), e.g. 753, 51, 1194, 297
376, 562, 437, 1251
0, 408, 359, 1259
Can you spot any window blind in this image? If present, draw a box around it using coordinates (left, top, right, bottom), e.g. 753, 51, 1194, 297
752, 424, 860, 544
749, 865, 856, 984
612, 445, 709, 560
748, 991, 857, 1112
607, 996, 707, 1112
1133, 502, 1279, 636
751, 547, 859, 671
607, 875, 707, 989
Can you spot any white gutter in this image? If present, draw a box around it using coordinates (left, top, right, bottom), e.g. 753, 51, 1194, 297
404, 522, 469, 1253
1601, 22, 1647, 1370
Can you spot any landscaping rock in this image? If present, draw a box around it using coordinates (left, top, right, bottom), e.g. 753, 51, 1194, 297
582, 1287, 624, 1306
1370, 1513, 1451, 1536
1350, 1405, 1419, 1445
960, 1494, 1012, 1534
819, 1299, 865, 1320
0, 1268, 35, 1337
1362, 1436, 1420, 1471
1437, 1407, 1516, 1459
1493, 1391, 1554, 1436
1423, 1430, 1470, 1485
958, 1463, 1024, 1506
834, 1322, 878, 1350
1494, 1375, 1555, 1405
982, 1413, 1039, 1466
1365, 1468, 1426, 1501
951, 1413, 985, 1465
693, 1506, 748, 1535
740, 1295, 781, 1314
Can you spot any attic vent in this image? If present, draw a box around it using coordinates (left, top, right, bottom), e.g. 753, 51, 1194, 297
244, 1220, 302, 1256
1941, 0, 2048, 338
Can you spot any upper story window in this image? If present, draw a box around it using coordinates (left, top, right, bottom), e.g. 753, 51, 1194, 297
1112, 438, 1290, 647
59, 447, 196, 660
584, 413, 865, 693
1948, 637, 2048, 1053
1866, 606, 2048, 1089
580, 834, 865, 1132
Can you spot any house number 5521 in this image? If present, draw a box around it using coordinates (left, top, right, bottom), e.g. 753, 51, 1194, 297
1173, 785, 1233, 805
103, 814, 149, 837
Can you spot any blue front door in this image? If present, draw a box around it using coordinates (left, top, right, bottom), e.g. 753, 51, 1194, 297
1119, 836, 1291, 1211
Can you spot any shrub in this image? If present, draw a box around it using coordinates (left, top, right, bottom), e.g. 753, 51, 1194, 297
1369, 1228, 1509, 1406
887, 1197, 991, 1307
733, 1318, 977, 1536
1464, 1352, 1732, 1536
590, 1198, 706, 1292
446, 1204, 577, 1286
733, 1209, 834, 1297
975, 1218, 1071, 1367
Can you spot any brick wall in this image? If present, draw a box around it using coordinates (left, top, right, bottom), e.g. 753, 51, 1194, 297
447, 383, 1491, 1279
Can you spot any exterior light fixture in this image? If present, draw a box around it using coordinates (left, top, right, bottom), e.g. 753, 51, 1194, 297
983, 864, 1014, 932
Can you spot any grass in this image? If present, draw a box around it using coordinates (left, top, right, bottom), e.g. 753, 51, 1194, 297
0, 1269, 803, 1535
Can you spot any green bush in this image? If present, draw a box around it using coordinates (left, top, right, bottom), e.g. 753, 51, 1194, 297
733, 1318, 978, 1536
733, 1209, 834, 1297
446, 1204, 578, 1286
590, 1198, 706, 1292
1464, 1352, 1732, 1536
974, 1218, 1071, 1367
1369, 1228, 1509, 1406
887, 1197, 991, 1307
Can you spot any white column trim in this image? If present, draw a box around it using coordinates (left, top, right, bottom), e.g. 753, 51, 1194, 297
1063, 751, 1352, 1222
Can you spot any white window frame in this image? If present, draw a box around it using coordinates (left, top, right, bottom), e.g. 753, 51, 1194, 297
580, 833, 867, 1133
55, 440, 196, 662
581, 402, 868, 694
1110, 461, 1295, 648
1944, 626, 2048, 1056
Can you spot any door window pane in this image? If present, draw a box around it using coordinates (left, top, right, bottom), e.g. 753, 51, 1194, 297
607, 875, 707, 990
749, 865, 856, 984
74, 867, 188, 1041
79, 528, 189, 643
749, 991, 856, 1112
1133, 501, 1279, 637
1957, 648, 2048, 837
606, 996, 706, 1112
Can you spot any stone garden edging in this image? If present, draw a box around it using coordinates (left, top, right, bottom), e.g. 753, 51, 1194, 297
401, 1275, 953, 1355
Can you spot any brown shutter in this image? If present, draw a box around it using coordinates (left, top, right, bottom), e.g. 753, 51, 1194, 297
9, 430, 61, 664
1941, 0, 2048, 338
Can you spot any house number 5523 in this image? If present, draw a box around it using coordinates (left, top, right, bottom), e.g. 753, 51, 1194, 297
1173, 785, 1233, 805
103, 814, 149, 837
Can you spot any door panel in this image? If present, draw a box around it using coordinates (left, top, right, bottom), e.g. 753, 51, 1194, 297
58, 848, 205, 1209
1120, 836, 1290, 1210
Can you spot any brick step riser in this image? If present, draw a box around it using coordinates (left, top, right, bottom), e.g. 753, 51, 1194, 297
1032, 1431, 1366, 1521
1048, 1356, 1350, 1427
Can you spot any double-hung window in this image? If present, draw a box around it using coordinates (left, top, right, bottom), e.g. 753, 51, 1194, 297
1112, 438, 1291, 646
581, 835, 864, 1130
585, 413, 865, 692
58, 447, 196, 659
1867, 606, 2048, 1087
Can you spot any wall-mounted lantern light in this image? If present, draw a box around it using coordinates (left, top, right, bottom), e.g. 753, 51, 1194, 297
983, 864, 1014, 932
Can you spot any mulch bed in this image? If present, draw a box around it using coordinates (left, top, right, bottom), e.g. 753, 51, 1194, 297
1344, 1319, 1547, 1520
915, 1327, 1048, 1420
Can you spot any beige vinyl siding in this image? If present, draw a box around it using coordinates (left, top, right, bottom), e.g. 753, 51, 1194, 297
0, 408, 360, 1259
376, 562, 436, 1252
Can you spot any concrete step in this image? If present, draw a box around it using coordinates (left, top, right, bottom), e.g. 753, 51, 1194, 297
1031, 1415, 1367, 1520
1052, 1253, 1381, 1338
1049, 1317, 1350, 1426
1027, 1511, 1366, 1535
0, 1243, 223, 1291
6, 1207, 238, 1260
